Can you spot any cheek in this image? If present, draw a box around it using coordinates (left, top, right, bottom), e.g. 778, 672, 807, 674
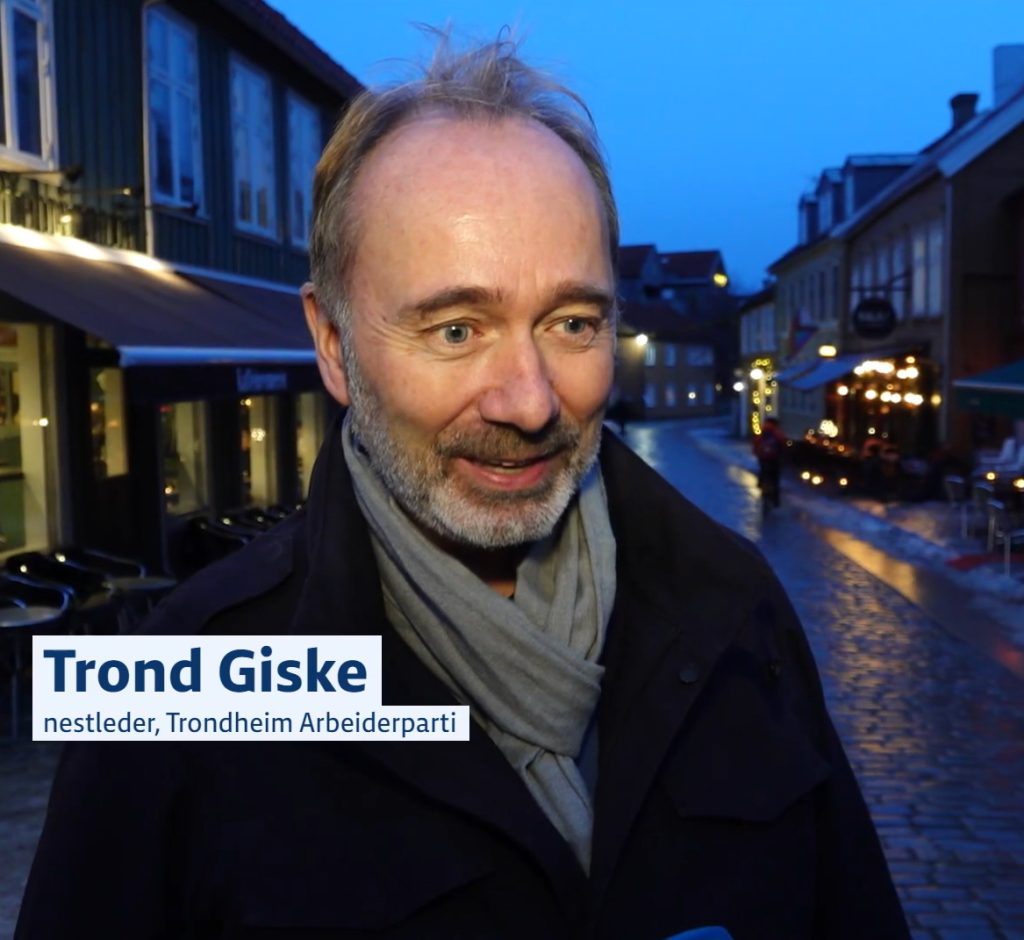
555, 353, 614, 416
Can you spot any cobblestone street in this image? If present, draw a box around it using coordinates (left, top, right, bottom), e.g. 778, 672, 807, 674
2, 418, 1023, 938
632, 419, 1024, 940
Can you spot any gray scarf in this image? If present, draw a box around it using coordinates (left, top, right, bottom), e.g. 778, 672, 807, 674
342, 418, 615, 870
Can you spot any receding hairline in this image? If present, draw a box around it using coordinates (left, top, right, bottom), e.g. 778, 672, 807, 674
344, 109, 612, 270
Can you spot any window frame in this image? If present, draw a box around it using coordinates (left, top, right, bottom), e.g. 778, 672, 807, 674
0, 0, 58, 170
230, 55, 277, 239
286, 90, 319, 248
927, 219, 944, 318
144, 4, 205, 212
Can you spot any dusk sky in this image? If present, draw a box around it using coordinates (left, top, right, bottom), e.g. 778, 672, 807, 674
267, 1, 1022, 293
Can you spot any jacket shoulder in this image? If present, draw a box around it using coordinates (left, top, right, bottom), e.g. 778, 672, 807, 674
139, 512, 306, 637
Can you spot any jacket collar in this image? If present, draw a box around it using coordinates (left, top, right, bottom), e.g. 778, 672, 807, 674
289, 418, 761, 910
289, 417, 588, 918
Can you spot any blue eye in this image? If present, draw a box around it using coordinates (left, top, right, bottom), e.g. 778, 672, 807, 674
563, 318, 589, 335
442, 324, 471, 344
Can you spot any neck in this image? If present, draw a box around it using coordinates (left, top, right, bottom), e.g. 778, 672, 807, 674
420, 526, 530, 597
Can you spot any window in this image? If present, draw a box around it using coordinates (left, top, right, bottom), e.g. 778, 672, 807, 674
911, 227, 927, 316
146, 6, 203, 209
0, 0, 57, 165
664, 383, 676, 407
161, 401, 208, 515
892, 239, 906, 320
643, 382, 656, 409
849, 257, 861, 312
686, 383, 698, 406
830, 265, 839, 323
90, 368, 127, 478
685, 345, 713, 366
818, 192, 831, 233
287, 93, 320, 246
817, 270, 826, 322
240, 395, 278, 505
0, 321, 57, 552
876, 243, 890, 298
664, 344, 677, 367
231, 57, 276, 236
644, 343, 656, 367
295, 391, 327, 500
703, 382, 715, 405
927, 220, 944, 317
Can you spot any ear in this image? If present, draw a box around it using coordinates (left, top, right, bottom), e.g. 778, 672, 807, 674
302, 283, 350, 407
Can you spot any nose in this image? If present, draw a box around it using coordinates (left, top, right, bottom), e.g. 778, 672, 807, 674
477, 337, 560, 433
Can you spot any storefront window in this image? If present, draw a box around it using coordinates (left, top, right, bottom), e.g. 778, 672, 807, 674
295, 391, 326, 500
240, 395, 277, 506
0, 322, 56, 552
161, 400, 208, 514
90, 368, 128, 477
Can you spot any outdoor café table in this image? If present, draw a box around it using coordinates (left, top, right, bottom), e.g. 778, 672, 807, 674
0, 604, 65, 739
107, 574, 178, 631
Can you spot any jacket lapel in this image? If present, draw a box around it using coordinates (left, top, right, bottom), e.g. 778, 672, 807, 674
288, 419, 588, 918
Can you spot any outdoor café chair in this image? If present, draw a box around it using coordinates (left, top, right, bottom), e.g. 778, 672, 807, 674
943, 475, 971, 538
0, 574, 71, 739
987, 500, 1024, 578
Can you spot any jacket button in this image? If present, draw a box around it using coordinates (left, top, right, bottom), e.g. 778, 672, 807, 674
678, 662, 700, 684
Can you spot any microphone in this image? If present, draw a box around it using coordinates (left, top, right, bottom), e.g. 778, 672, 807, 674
665, 929, 733, 940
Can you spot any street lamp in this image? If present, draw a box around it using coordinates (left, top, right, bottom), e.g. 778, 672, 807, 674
635, 333, 649, 347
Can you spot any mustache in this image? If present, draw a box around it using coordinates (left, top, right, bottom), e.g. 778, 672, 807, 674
438, 421, 581, 463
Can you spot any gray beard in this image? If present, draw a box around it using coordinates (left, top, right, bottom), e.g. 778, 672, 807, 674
343, 351, 602, 549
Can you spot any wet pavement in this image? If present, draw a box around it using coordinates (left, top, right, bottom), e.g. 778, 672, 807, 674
2, 417, 1024, 939
630, 419, 1024, 940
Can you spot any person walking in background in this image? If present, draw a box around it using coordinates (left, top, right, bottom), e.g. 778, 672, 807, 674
753, 416, 786, 508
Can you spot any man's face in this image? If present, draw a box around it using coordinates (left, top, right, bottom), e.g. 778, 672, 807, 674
338, 115, 615, 548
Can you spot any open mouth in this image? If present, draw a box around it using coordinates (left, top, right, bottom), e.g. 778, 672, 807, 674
453, 452, 561, 489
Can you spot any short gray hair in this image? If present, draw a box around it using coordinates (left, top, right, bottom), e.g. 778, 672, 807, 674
309, 31, 619, 333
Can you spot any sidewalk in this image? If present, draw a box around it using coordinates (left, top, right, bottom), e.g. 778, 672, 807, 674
688, 425, 1024, 674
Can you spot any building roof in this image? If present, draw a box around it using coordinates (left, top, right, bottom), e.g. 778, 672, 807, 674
617, 243, 657, 280
832, 83, 1024, 241
736, 284, 775, 313
618, 300, 715, 342
214, 0, 363, 98
657, 250, 724, 281
842, 154, 917, 168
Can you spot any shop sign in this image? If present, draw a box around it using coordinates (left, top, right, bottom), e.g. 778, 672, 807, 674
851, 298, 896, 339
236, 368, 289, 393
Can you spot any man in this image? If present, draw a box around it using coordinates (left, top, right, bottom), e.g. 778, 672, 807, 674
753, 416, 786, 507
18, 38, 908, 939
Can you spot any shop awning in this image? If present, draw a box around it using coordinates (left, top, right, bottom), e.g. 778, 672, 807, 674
775, 360, 818, 384
788, 352, 865, 391
954, 359, 1024, 418
0, 232, 314, 367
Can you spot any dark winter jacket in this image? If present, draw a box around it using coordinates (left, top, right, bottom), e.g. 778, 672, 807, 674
17, 427, 909, 939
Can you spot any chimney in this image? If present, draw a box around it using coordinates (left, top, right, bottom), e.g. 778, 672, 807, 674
994, 44, 1024, 108
950, 93, 979, 129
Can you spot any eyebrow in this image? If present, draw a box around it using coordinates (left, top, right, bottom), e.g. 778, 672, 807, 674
401, 281, 616, 320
